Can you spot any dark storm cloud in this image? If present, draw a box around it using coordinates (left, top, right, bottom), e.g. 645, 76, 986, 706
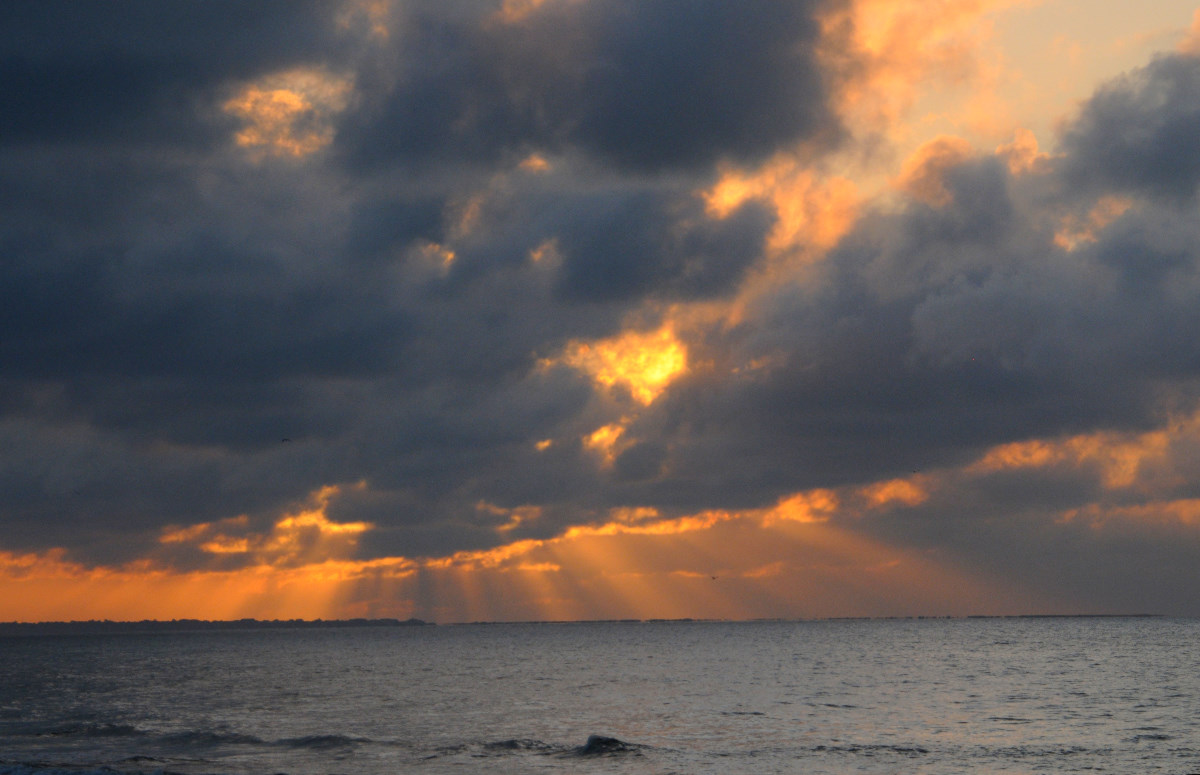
852, 457, 1200, 614
0, 154, 406, 389
548, 0, 840, 169
0, 416, 309, 564
551, 191, 775, 302
1060, 53, 1200, 201
339, 0, 842, 171
0, 1, 343, 146
425, 170, 775, 307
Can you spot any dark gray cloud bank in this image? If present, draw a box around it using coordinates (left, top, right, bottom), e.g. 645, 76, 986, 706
3, 1, 1200, 612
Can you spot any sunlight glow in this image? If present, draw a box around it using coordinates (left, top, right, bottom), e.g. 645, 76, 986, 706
552, 325, 688, 405
704, 158, 860, 254
492, 0, 581, 24
859, 478, 930, 509
12, 410, 1200, 623
583, 423, 629, 467
519, 153, 552, 172
415, 240, 457, 271
820, 0, 1035, 139
969, 422, 1175, 491
0, 478, 1050, 623
767, 490, 840, 524
158, 484, 372, 567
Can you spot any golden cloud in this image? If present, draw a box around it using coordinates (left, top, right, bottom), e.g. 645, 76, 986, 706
158, 484, 372, 567
705, 156, 861, 256
223, 68, 353, 159
550, 324, 688, 406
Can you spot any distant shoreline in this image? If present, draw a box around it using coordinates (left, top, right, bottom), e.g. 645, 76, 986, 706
0, 618, 432, 636
0, 613, 1169, 636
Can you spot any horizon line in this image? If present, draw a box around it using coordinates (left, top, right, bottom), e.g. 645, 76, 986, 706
0, 613, 1173, 630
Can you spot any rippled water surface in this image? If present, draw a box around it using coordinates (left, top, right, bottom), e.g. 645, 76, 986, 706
2, 617, 1198, 774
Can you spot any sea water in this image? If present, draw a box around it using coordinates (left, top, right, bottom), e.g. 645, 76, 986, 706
1, 617, 1198, 774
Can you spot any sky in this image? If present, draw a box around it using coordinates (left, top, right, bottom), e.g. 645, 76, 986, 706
4, 0, 1200, 623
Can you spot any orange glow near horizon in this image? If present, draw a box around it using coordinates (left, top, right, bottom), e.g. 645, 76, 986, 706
10, 409, 1200, 623
0, 481, 1037, 624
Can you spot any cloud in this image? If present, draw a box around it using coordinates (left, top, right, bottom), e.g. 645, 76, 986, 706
0, 1, 344, 147
337, 0, 843, 172
223, 68, 354, 159
4, 1, 1200, 618
0, 487, 1043, 622
552, 192, 775, 302
1060, 52, 1200, 200
598, 51, 1200, 517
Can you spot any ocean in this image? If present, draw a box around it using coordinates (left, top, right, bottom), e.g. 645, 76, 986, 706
1, 617, 1197, 774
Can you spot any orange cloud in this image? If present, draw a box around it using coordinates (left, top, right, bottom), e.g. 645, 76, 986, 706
996, 127, 1049, 175
550, 324, 688, 405
412, 240, 457, 272
767, 490, 841, 524
1053, 196, 1134, 252
338, 0, 393, 39
159, 515, 249, 545
476, 501, 544, 533
527, 239, 560, 265
858, 477, 930, 509
968, 422, 1175, 491
894, 135, 975, 206
158, 484, 372, 567
1181, 9, 1200, 55
493, 0, 550, 23
519, 153, 553, 173
705, 156, 860, 255
583, 422, 630, 467
223, 68, 353, 159
822, 0, 1035, 139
